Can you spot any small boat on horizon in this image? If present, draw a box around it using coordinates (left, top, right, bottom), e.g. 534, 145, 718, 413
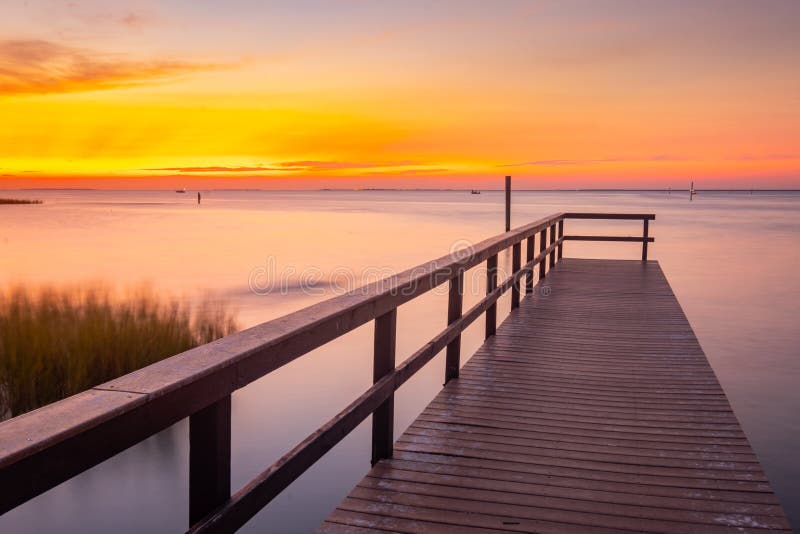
471, 189, 481, 194
176, 188, 186, 193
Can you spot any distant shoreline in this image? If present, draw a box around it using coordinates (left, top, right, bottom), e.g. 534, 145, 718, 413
0, 197, 43, 204
3, 188, 800, 193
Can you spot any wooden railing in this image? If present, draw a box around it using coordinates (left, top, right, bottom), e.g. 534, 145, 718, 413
0, 212, 654, 532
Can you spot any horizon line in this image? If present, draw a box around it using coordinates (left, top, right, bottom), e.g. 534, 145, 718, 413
4, 187, 800, 192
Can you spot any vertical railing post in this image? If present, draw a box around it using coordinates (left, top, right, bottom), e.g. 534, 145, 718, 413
549, 224, 556, 268
189, 395, 231, 526
372, 309, 397, 465
505, 176, 511, 232
557, 219, 564, 260
445, 271, 464, 383
538, 229, 547, 280
511, 241, 521, 309
525, 235, 535, 294
485, 254, 498, 338
642, 218, 649, 261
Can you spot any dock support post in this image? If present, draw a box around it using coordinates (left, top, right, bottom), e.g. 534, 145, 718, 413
511, 242, 521, 309
642, 219, 649, 262
505, 176, 511, 232
538, 229, 547, 280
525, 235, 535, 294
445, 271, 464, 383
557, 220, 564, 260
189, 395, 231, 526
549, 224, 556, 268
485, 254, 498, 338
372, 309, 396, 465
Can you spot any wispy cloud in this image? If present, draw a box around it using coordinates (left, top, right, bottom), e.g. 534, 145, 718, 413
0, 39, 220, 96
144, 166, 288, 173
119, 12, 153, 29
273, 160, 420, 171
364, 168, 449, 176
728, 154, 800, 161
144, 161, 430, 173
500, 155, 682, 167
502, 154, 799, 167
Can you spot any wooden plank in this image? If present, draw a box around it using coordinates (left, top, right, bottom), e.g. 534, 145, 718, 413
323, 259, 791, 532
391, 449, 779, 498
323, 504, 514, 533
336, 494, 621, 533
357, 476, 790, 531
371, 457, 785, 510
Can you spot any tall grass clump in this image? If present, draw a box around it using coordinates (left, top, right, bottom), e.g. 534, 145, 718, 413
0, 285, 238, 419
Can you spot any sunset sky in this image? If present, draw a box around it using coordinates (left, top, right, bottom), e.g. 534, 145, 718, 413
1, 0, 798, 189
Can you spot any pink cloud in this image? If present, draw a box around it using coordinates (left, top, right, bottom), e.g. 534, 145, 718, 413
0, 39, 221, 96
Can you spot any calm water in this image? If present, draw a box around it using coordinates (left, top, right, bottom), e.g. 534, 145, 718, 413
1, 189, 799, 532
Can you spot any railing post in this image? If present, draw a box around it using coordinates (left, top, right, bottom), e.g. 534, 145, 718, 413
189, 395, 231, 526
549, 224, 556, 268
511, 241, 521, 309
642, 219, 649, 262
538, 229, 547, 280
505, 175, 511, 232
485, 254, 498, 338
525, 235, 535, 294
557, 219, 564, 260
445, 271, 464, 383
371, 308, 396, 465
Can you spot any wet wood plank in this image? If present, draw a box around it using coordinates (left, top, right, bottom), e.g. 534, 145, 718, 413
321, 259, 791, 532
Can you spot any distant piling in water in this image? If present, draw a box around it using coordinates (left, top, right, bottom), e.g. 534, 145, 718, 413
505, 176, 511, 231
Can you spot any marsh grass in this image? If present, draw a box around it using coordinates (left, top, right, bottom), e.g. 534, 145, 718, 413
0, 198, 42, 205
0, 285, 237, 419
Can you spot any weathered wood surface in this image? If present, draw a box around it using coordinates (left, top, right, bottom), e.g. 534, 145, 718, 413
320, 259, 791, 533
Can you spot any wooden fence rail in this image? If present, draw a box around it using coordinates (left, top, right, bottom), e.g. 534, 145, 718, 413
0, 212, 654, 532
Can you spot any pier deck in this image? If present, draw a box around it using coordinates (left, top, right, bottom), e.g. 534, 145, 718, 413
321, 259, 791, 533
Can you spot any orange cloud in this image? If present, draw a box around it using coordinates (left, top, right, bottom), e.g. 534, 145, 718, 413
143, 161, 432, 173
501, 156, 684, 167
274, 160, 421, 171
0, 40, 219, 96
364, 168, 449, 176
144, 166, 289, 173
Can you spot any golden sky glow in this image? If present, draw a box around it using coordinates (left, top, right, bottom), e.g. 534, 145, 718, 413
1, 1, 799, 188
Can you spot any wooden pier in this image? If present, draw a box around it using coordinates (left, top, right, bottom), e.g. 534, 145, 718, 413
0, 212, 790, 532
320, 259, 791, 532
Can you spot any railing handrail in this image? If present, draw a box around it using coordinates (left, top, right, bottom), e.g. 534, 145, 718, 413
0, 211, 654, 532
